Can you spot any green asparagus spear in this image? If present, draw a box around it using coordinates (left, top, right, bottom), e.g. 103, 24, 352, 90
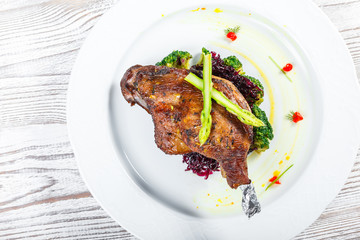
199, 53, 213, 145
184, 73, 264, 127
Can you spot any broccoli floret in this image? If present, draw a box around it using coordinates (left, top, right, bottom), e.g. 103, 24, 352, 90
244, 75, 264, 105
223, 56, 243, 72
251, 105, 274, 152
156, 50, 192, 69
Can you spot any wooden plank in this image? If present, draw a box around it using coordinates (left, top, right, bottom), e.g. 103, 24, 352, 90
314, 0, 360, 75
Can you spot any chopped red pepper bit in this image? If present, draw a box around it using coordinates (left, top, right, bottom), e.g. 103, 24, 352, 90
286, 111, 304, 123
292, 112, 303, 123
226, 32, 237, 41
269, 176, 281, 184
225, 26, 240, 41
269, 176, 276, 182
282, 63, 293, 72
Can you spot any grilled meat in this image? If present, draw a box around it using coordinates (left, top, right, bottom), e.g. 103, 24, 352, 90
121, 65, 253, 188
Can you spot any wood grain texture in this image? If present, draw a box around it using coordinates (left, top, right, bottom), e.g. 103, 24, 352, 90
0, 0, 359, 239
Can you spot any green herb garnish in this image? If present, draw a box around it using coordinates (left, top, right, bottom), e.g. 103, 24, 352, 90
225, 26, 240, 34
286, 111, 296, 121
269, 56, 293, 82
265, 164, 294, 191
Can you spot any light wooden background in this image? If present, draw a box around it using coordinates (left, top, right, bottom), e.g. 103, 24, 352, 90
0, 0, 359, 239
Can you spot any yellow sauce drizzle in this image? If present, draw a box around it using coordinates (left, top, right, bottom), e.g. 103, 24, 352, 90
273, 170, 280, 177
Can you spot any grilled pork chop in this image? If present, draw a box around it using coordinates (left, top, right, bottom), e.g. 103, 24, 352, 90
121, 65, 253, 188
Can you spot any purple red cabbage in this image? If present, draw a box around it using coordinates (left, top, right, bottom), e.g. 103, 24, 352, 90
182, 152, 220, 179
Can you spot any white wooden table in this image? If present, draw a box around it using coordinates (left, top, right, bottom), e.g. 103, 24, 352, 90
0, 0, 359, 239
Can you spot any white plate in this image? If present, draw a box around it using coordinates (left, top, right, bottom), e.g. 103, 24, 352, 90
67, 0, 360, 239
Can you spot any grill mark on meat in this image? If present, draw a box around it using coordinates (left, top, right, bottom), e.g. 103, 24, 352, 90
121, 65, 253, 188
